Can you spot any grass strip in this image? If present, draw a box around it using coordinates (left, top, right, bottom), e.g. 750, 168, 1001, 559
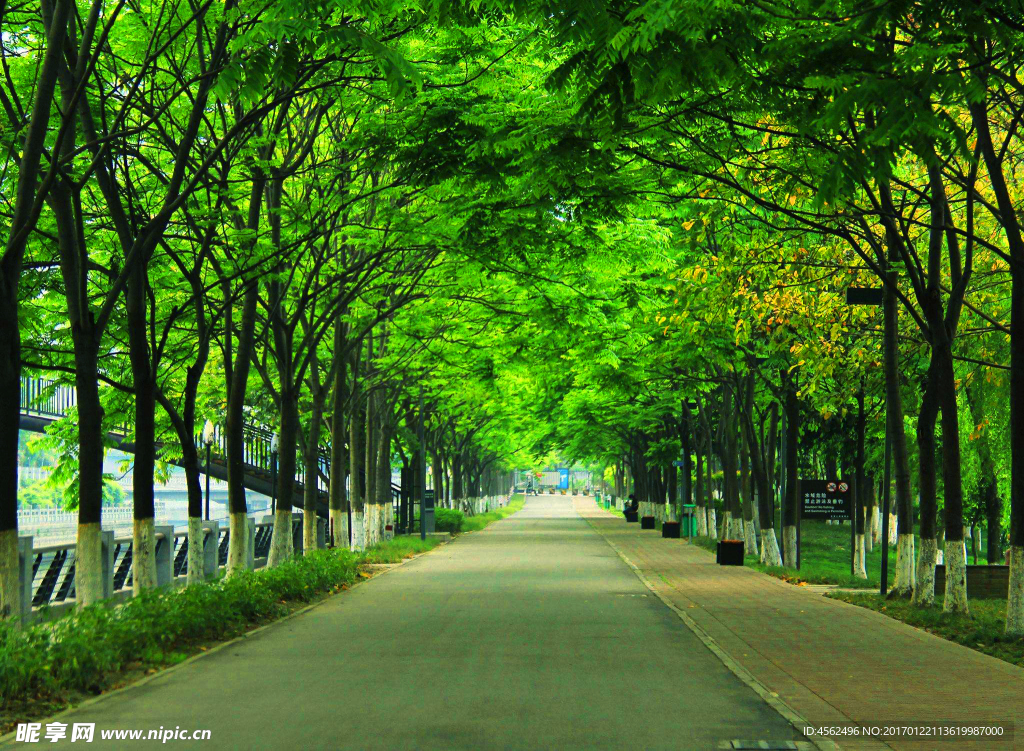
462, 495, 525, 533
826, 591, 1024, 668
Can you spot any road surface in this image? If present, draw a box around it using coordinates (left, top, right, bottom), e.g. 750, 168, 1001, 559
11, 494, 804, 750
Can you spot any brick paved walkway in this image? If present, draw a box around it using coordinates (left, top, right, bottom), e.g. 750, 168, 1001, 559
575, 498, 1024, 751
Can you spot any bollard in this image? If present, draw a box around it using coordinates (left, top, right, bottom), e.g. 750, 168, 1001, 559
201, 521, 220, 578
154, 526, 174, 587
17, 536, 33, 625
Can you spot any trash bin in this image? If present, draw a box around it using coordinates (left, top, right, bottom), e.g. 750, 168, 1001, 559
681, 504, 698, 536
662, 521, 680, 538
717, 539, 744, 565
640, 515, 656, 530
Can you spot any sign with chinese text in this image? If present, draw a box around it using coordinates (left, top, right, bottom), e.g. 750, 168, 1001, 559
800, 479, 852, 521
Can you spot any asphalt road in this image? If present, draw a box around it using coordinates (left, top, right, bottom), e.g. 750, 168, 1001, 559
15, 494, 804, 750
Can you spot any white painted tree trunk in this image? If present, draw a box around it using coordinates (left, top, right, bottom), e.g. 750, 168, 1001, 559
761, 529, 782, 566
132, 517, 157, 595
226, 511, 248, 578
330, 509, 348, 550
370, 504, 380, 545
707, 508, 717, 539
186, 516, 204, 586
696, 507, 707, 536
1006, 546, 1024, 636
267, 509, 293, 567
890, 533, 915, 598
350, 511, 365, 551
76, 522, 104, 608
723, 511, 733, 539
0, 528, 19, 621
731, 515, 743, 540
783, 525, 797, 568
912, 537, 936, 606
865, 508, 873, 553
871, 506, 880, 547
302, 512, 316, 555
743, 519, 758, 556
888, 513, 898, 546
854, 533, 867, 579
943, 539, 969, 614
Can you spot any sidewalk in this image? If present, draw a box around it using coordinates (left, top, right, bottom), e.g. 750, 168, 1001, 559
574, 498, 1024, 751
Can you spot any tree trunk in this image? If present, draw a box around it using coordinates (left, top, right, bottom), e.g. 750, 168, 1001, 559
884, 264, 915, 599
268, 391, 298, 567
0, 307, 21, 620
349, 404, 365, 550
935, 345, 968, 613
782, 370, 799, 567
303, 396, 324, 555
695, 438, 707, 536
329, 354, 349, 549
854, 392, 867, 579
183, 453, 205, 586
365, 392, 377, 546
0, 0, 73, 621
740, 440, 757, 555
74, 340, 106, 608
127, 260, 158, 595
376, 424, 391, 539
913, 381, 940, 605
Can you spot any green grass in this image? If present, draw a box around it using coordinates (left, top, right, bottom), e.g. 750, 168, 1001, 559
359, 535, 443, 563
461, 495, 524, 532
689, 517, 896, 589
826, 592, 1024, 668
594, 496, 624, 517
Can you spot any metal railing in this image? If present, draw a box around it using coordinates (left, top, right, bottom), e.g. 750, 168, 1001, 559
19, 514, 331, 620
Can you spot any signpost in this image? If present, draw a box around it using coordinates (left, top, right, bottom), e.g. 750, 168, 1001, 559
557, 468, 569, 490
423, 489, 435, 534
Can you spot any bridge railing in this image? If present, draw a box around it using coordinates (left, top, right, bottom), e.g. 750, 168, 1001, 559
19, 374, 333, 499
16, 514, 333, 624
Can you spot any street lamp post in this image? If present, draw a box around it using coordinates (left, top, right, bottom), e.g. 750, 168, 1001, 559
270, 432, 279, 515
202, 420, 215, 521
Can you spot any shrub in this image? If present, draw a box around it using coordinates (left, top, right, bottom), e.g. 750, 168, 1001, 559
0, 548, 359, 707
434, 508, 464, 533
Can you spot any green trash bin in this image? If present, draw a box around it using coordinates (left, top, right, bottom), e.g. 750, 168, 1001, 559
681, 505, 698, 536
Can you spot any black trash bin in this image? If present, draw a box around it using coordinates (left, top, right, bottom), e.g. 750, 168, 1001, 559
662, 521, 681, 538
640, 515, 656, 530
716, 539, 745, 565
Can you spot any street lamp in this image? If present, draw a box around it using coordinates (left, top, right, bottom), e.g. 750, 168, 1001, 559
202, 420, 215, 521
270, 432, 279, 515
